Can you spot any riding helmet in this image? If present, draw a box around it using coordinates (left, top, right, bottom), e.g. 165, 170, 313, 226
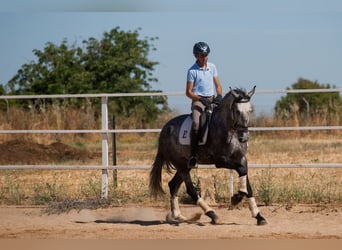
193, 42, 210, 55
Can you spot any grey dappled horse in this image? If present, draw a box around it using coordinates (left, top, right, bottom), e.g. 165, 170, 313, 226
149, 86, 267, 226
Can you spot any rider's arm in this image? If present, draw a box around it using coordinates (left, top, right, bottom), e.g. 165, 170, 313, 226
186, 81, 201, 101
213, 76, 222, 96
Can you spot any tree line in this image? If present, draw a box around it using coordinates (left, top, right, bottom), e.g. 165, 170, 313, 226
275, 78, 342, 125
1, 27, 341, 126
0, 27, 169, 125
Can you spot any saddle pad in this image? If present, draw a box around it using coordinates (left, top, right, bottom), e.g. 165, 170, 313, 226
179, 115, 208, 145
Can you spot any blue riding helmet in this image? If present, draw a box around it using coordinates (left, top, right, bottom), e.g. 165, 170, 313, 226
193, 42, 210, 55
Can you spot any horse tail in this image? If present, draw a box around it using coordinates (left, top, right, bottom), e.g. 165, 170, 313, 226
149, 150, 173, 199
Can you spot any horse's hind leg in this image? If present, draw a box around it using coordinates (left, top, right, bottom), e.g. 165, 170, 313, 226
168, 172, 187, 221
182, 171, 221, 224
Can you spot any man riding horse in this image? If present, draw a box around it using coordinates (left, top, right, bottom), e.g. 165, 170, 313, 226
186, 42, 223, 168
149, 41, 266, 226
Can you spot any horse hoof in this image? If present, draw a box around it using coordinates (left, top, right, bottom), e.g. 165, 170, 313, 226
206, 211, 222, 225
257, 219, 267, 226
231, 191, 246, 205
211, 217, 222, 225
256, 213, 267, 226
175, 215, 187, 222
166, 212, 187, 223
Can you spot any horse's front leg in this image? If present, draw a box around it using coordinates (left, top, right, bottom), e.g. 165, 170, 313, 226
245, 176, 267, 225
230, 161, 249, 205
231, 165, 267, 225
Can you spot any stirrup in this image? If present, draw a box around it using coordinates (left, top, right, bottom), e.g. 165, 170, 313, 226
187, 156, 198, 169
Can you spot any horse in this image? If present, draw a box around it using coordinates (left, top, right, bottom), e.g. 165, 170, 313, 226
149, 86, 267, 226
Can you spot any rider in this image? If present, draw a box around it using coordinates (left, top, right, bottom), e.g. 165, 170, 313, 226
186, 42, 223, 168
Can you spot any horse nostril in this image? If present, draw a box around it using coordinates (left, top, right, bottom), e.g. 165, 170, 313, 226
238, 133, 249, 143
239, 138, 246, 143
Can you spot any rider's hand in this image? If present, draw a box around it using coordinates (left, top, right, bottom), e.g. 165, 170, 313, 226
214, 94, 222, 105
199, 97, 211, 109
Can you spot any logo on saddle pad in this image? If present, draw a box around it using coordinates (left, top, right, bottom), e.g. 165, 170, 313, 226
179, 115, 209, 145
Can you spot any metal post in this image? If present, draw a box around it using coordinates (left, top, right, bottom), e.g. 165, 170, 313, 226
112, 115, 118, 189
101, 96, 109, 199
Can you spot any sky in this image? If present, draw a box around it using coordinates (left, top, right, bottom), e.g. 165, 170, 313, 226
1, 0, 341, 114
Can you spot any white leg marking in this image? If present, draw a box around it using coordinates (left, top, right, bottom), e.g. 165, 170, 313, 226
248, 197, 260, 217
197, 197, 214, 214
170, 196, 187, 221
239, 175, 248, 193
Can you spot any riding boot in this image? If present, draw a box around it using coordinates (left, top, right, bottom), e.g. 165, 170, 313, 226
188, 129, 199, 168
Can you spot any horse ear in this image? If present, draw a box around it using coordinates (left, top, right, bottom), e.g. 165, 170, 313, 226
248, 85, 256, 98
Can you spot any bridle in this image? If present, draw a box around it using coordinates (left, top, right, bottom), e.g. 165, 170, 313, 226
215, 86, 256, 144
231, 97, 251, 142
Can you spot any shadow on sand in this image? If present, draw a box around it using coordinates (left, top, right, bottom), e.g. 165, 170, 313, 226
74, 219, 240, 227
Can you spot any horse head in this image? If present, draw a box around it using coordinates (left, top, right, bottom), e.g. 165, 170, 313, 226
222, 86, 256, 143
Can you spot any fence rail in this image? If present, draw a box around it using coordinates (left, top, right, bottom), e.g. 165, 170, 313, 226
1, 89, 341, 198
0, 87, 341, 100
1, 126, 342, 135
1, 163, 341, 170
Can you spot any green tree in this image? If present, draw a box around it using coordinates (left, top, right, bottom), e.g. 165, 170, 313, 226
275, 78, 342, 125
0, 84, 5, 95
7, 40, 88, 96
0, 84, 7, 111
5, 27, 169, 124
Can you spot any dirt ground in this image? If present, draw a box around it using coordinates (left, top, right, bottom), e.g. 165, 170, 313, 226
0, 140, 341, 239
0, 140, 98, 165
0, 204, 341, 239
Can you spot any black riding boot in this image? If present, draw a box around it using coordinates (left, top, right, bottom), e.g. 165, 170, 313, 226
187, 129, 199, 168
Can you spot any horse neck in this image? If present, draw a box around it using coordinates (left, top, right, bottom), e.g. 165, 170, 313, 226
212, 96, 235, 129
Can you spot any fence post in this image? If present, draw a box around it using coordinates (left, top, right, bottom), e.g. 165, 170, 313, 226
229, 169, 234, 198
112, 115, 118, 189
101, 96, 109, 199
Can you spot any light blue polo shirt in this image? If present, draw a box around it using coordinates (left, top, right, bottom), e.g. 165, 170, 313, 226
187, 62, 218, 97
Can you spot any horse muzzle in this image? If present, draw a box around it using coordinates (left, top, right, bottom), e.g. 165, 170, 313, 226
238, 131, 249, 143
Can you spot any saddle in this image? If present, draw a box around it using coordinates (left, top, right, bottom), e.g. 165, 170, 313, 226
179, 110, 211, 145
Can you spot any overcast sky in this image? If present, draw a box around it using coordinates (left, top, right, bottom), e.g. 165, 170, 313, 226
1, 0, 341, 114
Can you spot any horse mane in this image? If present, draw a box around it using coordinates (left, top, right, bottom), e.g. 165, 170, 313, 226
231, 87, 246, 94
216, 87, 246, 110
229, 87, 251, 100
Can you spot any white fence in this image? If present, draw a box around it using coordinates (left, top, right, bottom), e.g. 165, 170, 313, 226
1, 88, 342, 198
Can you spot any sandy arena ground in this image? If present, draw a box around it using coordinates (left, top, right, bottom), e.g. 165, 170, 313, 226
0, 140, 341, 240
0, 204, 341, 239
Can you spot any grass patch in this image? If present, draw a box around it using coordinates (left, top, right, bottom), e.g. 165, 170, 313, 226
0, 131, 341, 208
257, 168, 275, 206
0, 167, 340, 210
